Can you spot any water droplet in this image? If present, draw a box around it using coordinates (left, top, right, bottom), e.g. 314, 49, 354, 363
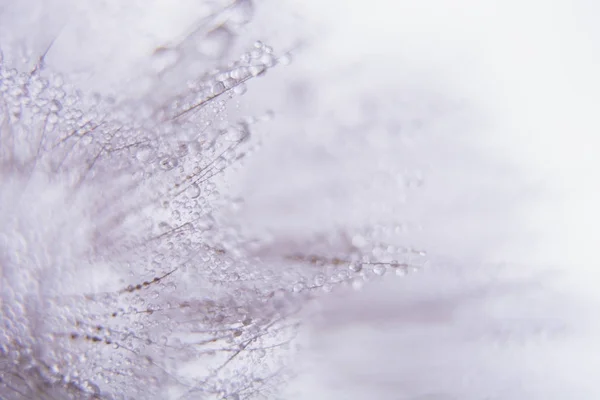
83, 380, 101, 395
250, 49, 263, 59
47, 113, 59, 124
348, 262, 362, 273
255, 349, 266, 358
222, 77, 237, 89
224, 122, 250, 142
352, 279, 364, 291
231, 66, 250, 80
159, 156, 178, 171
51, 74, 64, 88
351, 235, 368, 248
214, 157, 227, 170
260, 54, 276, 67
187, 183, 201, 199
292, 282, 305, 292
233, 83, 247, 95
211, 81, 225, 95
373, 264, 386, 276
136, 145, 156, 163
314, 274, 325, 286
49, 99, 62, 112
249, 65, 266, 77
240, 52, 251, 63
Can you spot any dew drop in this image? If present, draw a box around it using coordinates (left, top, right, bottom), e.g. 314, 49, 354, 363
159, 157, 178, 171
348, 262, 362, 273
230, 66, 250, 80
255, 349, 266, 358
49, 99, 62, 112
249, 65, 266, 77
187, 183, 201, 199
136, 145, 156, 163
224, 122, 250, 142
292, 282, 305, 292
373, 264, 386, 276
260, 54, 276, 67
233, 83, 247, 95
278, 53, 293, 66
222, 77, 237, 89
211, 81, 225, 95
352, 279, 364, 291
47, 113, 59, 124
197, 27, 233, 59
314, 274, 325, 286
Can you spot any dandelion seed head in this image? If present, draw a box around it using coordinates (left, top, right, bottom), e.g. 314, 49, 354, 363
0, 6, 306, 395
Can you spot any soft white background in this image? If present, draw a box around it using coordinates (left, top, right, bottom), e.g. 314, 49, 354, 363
2, 0, 600, 398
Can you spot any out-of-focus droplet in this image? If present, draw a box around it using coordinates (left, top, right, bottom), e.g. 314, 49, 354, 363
136, 145, 156, 163
233, 83, 247, 95
224, 122, 250, 142
47, 113, 59, 124
292, 282, 305, 292
348, 262, 362, 273
227, 0, 254, 28
197, 27, 233, 59
211, 81, 225, 95
222, 77, 236, 89
49, 99, 62, 112
151, 47, 180, 74
249, 65, 266, 77
351, 234, 368, 248
373, 264, 386, 276
352, 279, 364, 291
231, 66, 250, 80
51, 74, 64, 88
260, 54, 276, 68
314, 274, 325, 286
159, 156, 178, 171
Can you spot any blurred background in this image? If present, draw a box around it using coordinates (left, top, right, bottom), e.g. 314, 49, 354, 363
2, 0, 600, 398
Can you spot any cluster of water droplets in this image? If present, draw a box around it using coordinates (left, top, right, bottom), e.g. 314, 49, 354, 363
1, 23, 429, 400
1, 35, 297, 399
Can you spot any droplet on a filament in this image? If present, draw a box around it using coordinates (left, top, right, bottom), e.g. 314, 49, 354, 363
159, 157, 178, 171
373, 264, 386, 276
187, 183, 201, 199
